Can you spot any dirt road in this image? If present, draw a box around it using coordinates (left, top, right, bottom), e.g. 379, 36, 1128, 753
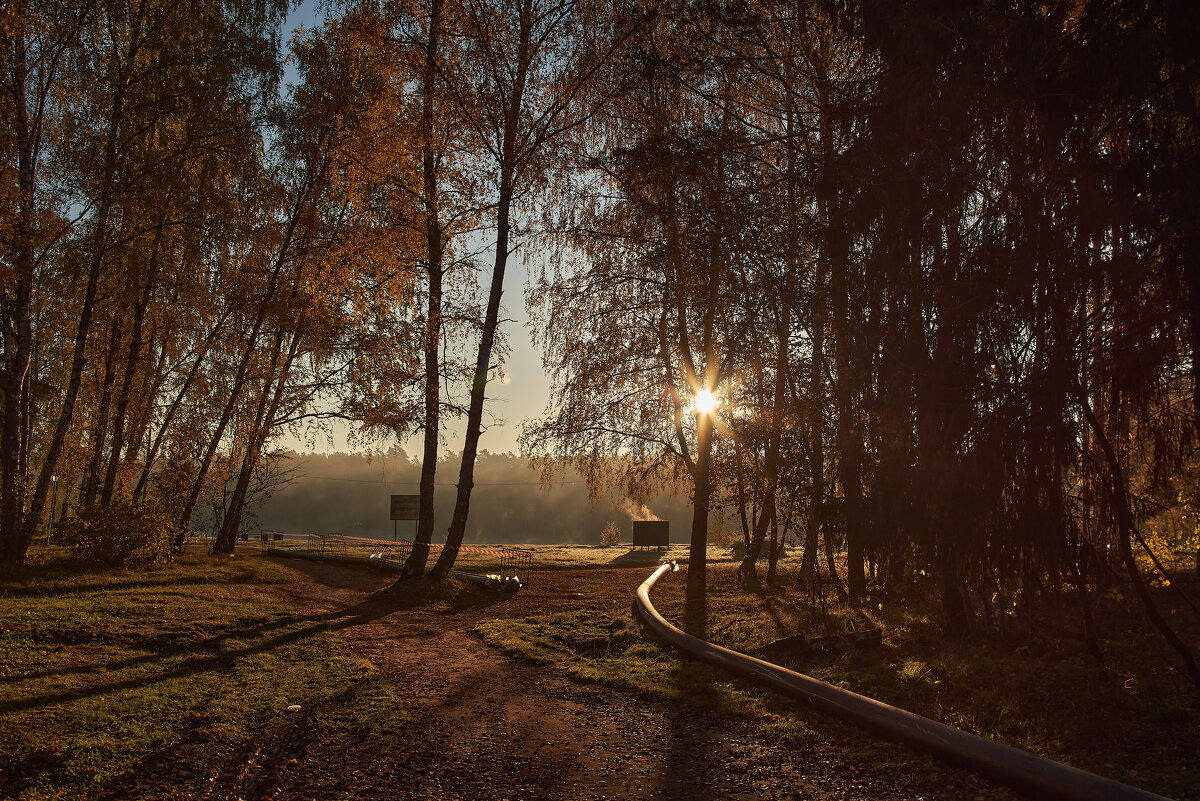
271, 557, 1010, 801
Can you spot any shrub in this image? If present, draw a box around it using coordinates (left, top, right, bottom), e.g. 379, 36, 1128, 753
57, 498, 175, 568
600, 520, 622, 547
709, 516, 735, 547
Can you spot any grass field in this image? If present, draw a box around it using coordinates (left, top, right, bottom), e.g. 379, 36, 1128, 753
259, 536, 755, 571
4, 541, 1197, 800
0, 552, 410, 801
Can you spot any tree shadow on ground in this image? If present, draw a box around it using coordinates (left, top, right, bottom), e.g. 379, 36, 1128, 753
273, 555, 515, 616
0, 622, 346, 715
0, 571, 258, 599
607, 548, 670, 567
0, 609, 326, 686
663, 653, 723, 799
0, 577, 431, 714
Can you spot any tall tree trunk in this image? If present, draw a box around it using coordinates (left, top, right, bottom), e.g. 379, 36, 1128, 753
16, 195, 110, 561
214, 329, 301, 554
123, 338, 166, 479
801, 313, 824, 584
430, 0, 535, 580
824, 521, 844, 597
14, 23, 131, 558
175, 200, 312, 540
831, 208, 863, 600
1, 28, 37, 567
176, 294, 272, 542
132, 328, 222, 503
688, 91, 736, 597
19, 357, 33, 481
748, 101, 800, 583
732, 442, 754, 553
176, 127, 328, 541
429, 178, 513, 580
738, 305, 788, 584
766, 515, 784, 585
1186, 256, 1200, 434
816, 84, 847, 600
403, 0, 444, 579
102, 232, 160, 504
687, 407, 714, 600
840, 410, 866, 600
82, 317, 123, 506
74, 6, 144, 511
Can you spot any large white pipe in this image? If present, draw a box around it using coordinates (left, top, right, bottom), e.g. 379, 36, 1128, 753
634, 562, 1171, 801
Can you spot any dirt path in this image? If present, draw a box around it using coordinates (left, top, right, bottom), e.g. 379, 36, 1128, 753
270, 557, 1009, 801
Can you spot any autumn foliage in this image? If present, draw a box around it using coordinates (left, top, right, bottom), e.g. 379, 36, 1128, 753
1, 0, 1199, 685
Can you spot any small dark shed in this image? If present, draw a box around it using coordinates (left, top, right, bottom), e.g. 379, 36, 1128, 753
632, 520, 669, 550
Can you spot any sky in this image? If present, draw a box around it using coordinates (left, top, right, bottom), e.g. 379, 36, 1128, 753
277, 1, 552, 457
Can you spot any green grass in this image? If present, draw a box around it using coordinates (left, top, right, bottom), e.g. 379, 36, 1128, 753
0, 553, 410, 801
475, 609, 778, 716
460, 543, 751, 570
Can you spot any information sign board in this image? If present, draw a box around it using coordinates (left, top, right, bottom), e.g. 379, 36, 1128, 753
390, 494, 420, 520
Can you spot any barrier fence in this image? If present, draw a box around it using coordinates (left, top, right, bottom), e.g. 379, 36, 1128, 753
260, 531, 533, 587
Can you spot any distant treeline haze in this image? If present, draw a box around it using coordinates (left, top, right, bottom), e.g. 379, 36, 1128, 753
251, 450, 696, 545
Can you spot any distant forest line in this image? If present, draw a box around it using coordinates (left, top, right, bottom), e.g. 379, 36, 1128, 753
249, 450, 696, 545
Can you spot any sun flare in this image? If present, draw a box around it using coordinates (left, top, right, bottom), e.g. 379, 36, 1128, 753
693, 388, 716, 415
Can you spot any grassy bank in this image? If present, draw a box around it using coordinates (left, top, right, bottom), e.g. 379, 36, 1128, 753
0, 553, 409, 801
476, 564, 1200, 800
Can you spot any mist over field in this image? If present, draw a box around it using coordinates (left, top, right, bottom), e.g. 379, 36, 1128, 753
257, 450, 695, 545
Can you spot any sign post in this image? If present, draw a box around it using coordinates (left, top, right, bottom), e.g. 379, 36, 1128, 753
390, 494, 420, 541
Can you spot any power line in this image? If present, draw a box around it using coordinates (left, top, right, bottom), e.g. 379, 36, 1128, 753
300, 474, 586, 486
